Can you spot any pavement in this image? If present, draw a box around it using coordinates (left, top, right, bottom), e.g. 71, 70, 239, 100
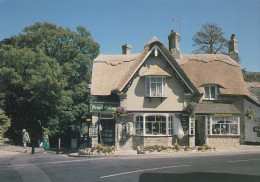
1, 144, 260, 158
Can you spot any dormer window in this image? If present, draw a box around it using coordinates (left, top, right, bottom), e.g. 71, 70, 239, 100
145, 76, 166, 97
204, 85, 217, 100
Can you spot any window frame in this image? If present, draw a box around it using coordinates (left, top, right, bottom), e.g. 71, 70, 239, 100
204, 85, 217, 100
145, 76, 166, 98
209, 116, 240, 135
133, 114, 175, 136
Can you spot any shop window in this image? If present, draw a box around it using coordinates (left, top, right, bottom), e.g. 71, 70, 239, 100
211, 117, 239, 135
145, 76, 166, 97
204, 85, 217, 100
134, 114, 175, 136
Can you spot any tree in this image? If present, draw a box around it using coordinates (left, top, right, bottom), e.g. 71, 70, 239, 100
0, 22, 100, 145
0, 110, 10, 137
192, 23, 228, 54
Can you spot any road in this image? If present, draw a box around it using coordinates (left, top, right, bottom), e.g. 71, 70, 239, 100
0, 152, 259, 182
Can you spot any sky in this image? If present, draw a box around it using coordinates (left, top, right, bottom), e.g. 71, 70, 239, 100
0, 0, 259, 72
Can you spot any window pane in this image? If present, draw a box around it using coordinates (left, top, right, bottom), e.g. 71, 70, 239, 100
153, 122, 159, 135
221, 124, 229, 134
230, 124, 238, 134
212, 124, 220, 134
151, 83, 156, 97
211, 86, 216, 98
205, 86, 210, 98
160, 122, 166, 135
145, 122, 152, 134
151, 77, 156, 82
157, 77, 162, 82
156, 83, 162, 97
146, 116, 155, 121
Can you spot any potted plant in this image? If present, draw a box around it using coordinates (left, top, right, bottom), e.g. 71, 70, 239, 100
185, 102, 197, 117
245, 108, 256, 120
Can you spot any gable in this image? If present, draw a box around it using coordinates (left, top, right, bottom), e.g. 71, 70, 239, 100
118, 43, 196, 94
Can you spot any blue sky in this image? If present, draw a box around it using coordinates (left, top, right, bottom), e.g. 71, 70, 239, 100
0, 0, 259, 72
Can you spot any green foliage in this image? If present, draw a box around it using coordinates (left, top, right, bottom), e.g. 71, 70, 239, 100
0, 22, 100, 144
0, 110, 9, 137
185, 102, 197, 117
192, 23, 228, 54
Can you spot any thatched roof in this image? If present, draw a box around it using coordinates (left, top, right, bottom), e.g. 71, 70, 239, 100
91, 37, 198, 96
179, 54, 248, 95
91, 36, 248, 97
91, 54, 139, 95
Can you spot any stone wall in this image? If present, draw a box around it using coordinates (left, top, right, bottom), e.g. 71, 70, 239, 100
132, 136, 173, 149
233, 96, 246, 144
207, 136, 240, 148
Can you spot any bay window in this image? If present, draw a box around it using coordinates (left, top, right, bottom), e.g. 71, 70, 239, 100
134, 114, 175, 136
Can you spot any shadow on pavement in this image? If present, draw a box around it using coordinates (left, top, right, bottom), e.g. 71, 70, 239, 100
139, 172, 260, 182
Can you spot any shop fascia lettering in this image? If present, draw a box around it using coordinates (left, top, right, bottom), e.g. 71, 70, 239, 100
90, 102, 119, 113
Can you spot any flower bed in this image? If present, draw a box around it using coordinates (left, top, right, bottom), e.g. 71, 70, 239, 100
137, 144, 216, 154
79, 144, 119, 155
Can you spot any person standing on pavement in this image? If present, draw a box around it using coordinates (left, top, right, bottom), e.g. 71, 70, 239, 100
22, 129, 30, 153
42, 131, 49, 153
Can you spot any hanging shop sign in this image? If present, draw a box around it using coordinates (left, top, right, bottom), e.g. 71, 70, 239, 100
180, 115, 189, 129
90, 102, 120, 113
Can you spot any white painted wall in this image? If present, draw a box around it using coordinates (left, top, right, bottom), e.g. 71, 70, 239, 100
126, 55, 185, 111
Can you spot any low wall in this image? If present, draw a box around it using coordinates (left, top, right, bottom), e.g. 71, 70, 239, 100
207, 135, 240, 148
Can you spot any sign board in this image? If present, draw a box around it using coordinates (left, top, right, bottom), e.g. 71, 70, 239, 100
210, 113, 240, 117
89, 127, 98, 137
90, 102, 120, 113
180, 115, 189, 129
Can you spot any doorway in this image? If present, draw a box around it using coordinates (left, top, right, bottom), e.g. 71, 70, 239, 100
195, 116, 206, 146
100, 119, 115, 146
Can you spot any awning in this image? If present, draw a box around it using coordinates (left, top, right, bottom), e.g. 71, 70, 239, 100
195, 103, 240, 114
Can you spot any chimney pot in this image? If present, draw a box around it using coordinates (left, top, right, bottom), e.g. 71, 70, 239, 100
228, 34, 239, 62
168, 30, 181, 59
122, 44, 131, 55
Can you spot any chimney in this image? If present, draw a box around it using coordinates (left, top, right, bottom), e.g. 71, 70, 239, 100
168, 30, 181, 59
122, 44, 131, 55
228, 34, 239, 62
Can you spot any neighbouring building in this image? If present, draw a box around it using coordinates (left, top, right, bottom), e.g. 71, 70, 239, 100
243, 73, 260, 144
90, 30, 251, 149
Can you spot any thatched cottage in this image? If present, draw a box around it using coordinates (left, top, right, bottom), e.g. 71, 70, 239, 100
90, 30, 250, 149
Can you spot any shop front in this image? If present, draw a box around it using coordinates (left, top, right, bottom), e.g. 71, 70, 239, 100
190, 113, 241, 148
90, 102, 119, 147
